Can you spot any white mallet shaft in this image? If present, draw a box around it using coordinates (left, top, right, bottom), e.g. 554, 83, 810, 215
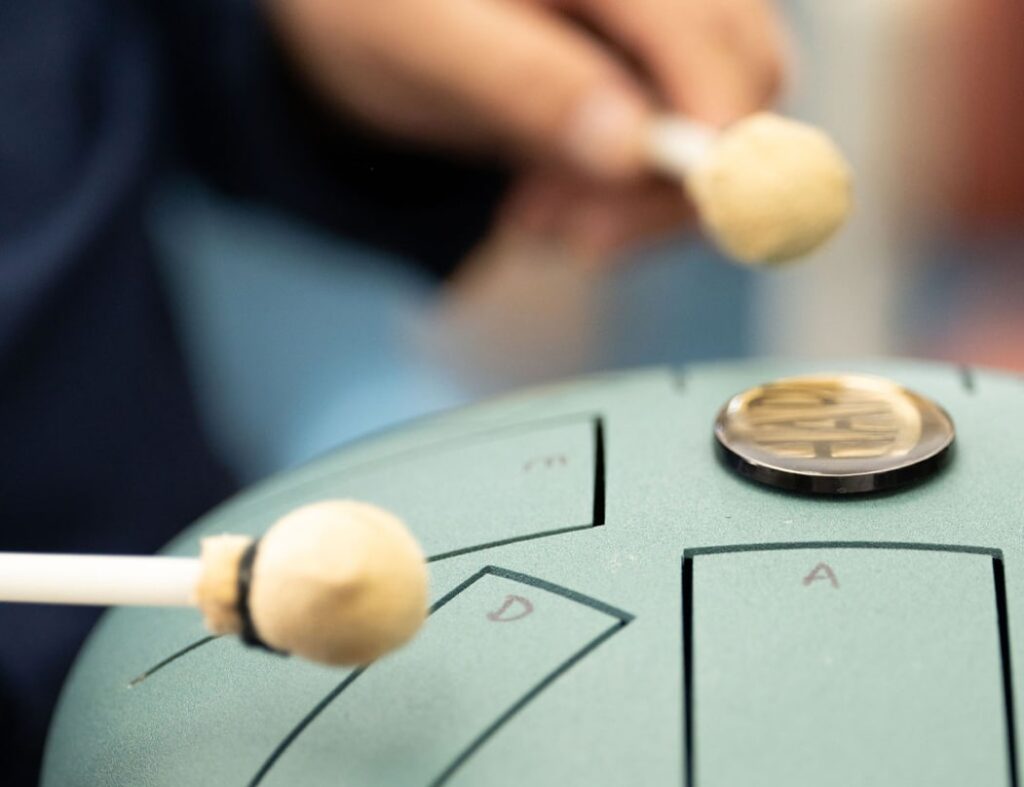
0, 552, 201, 606
646, 116, 717, 178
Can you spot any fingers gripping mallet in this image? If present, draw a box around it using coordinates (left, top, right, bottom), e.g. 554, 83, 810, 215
0, 500, 429, 666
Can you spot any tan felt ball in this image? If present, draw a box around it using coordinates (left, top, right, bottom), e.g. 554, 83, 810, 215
197, 500, 428, 666
686, 112, 852, 265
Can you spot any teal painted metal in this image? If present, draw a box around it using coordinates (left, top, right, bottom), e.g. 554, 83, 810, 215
43, 360, 1024, 786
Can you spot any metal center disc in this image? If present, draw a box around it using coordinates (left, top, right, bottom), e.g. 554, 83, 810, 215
714, 373, 955, 494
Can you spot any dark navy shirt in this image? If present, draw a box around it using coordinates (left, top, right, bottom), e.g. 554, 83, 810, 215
0, 1, 502, 780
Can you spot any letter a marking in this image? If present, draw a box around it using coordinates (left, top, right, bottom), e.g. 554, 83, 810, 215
802, 562, 839, 589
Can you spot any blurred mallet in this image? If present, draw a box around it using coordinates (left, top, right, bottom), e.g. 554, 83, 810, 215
0, 500, 428, 666
647, 112, 853, 265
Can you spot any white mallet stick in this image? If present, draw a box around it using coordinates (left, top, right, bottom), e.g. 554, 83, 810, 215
0, 553, 199, 606
646, 115, 717, 178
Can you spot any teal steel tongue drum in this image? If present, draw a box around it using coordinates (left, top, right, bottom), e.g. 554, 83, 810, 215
44, 359, 1022, 787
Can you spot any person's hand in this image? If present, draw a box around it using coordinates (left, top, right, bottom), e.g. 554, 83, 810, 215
269, 0, 789, 262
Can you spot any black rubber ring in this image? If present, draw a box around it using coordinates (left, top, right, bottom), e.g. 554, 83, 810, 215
236, 539, 283, 654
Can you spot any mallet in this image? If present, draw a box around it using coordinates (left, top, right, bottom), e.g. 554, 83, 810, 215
647, 112, 853, 265
0, 500, 428, 666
